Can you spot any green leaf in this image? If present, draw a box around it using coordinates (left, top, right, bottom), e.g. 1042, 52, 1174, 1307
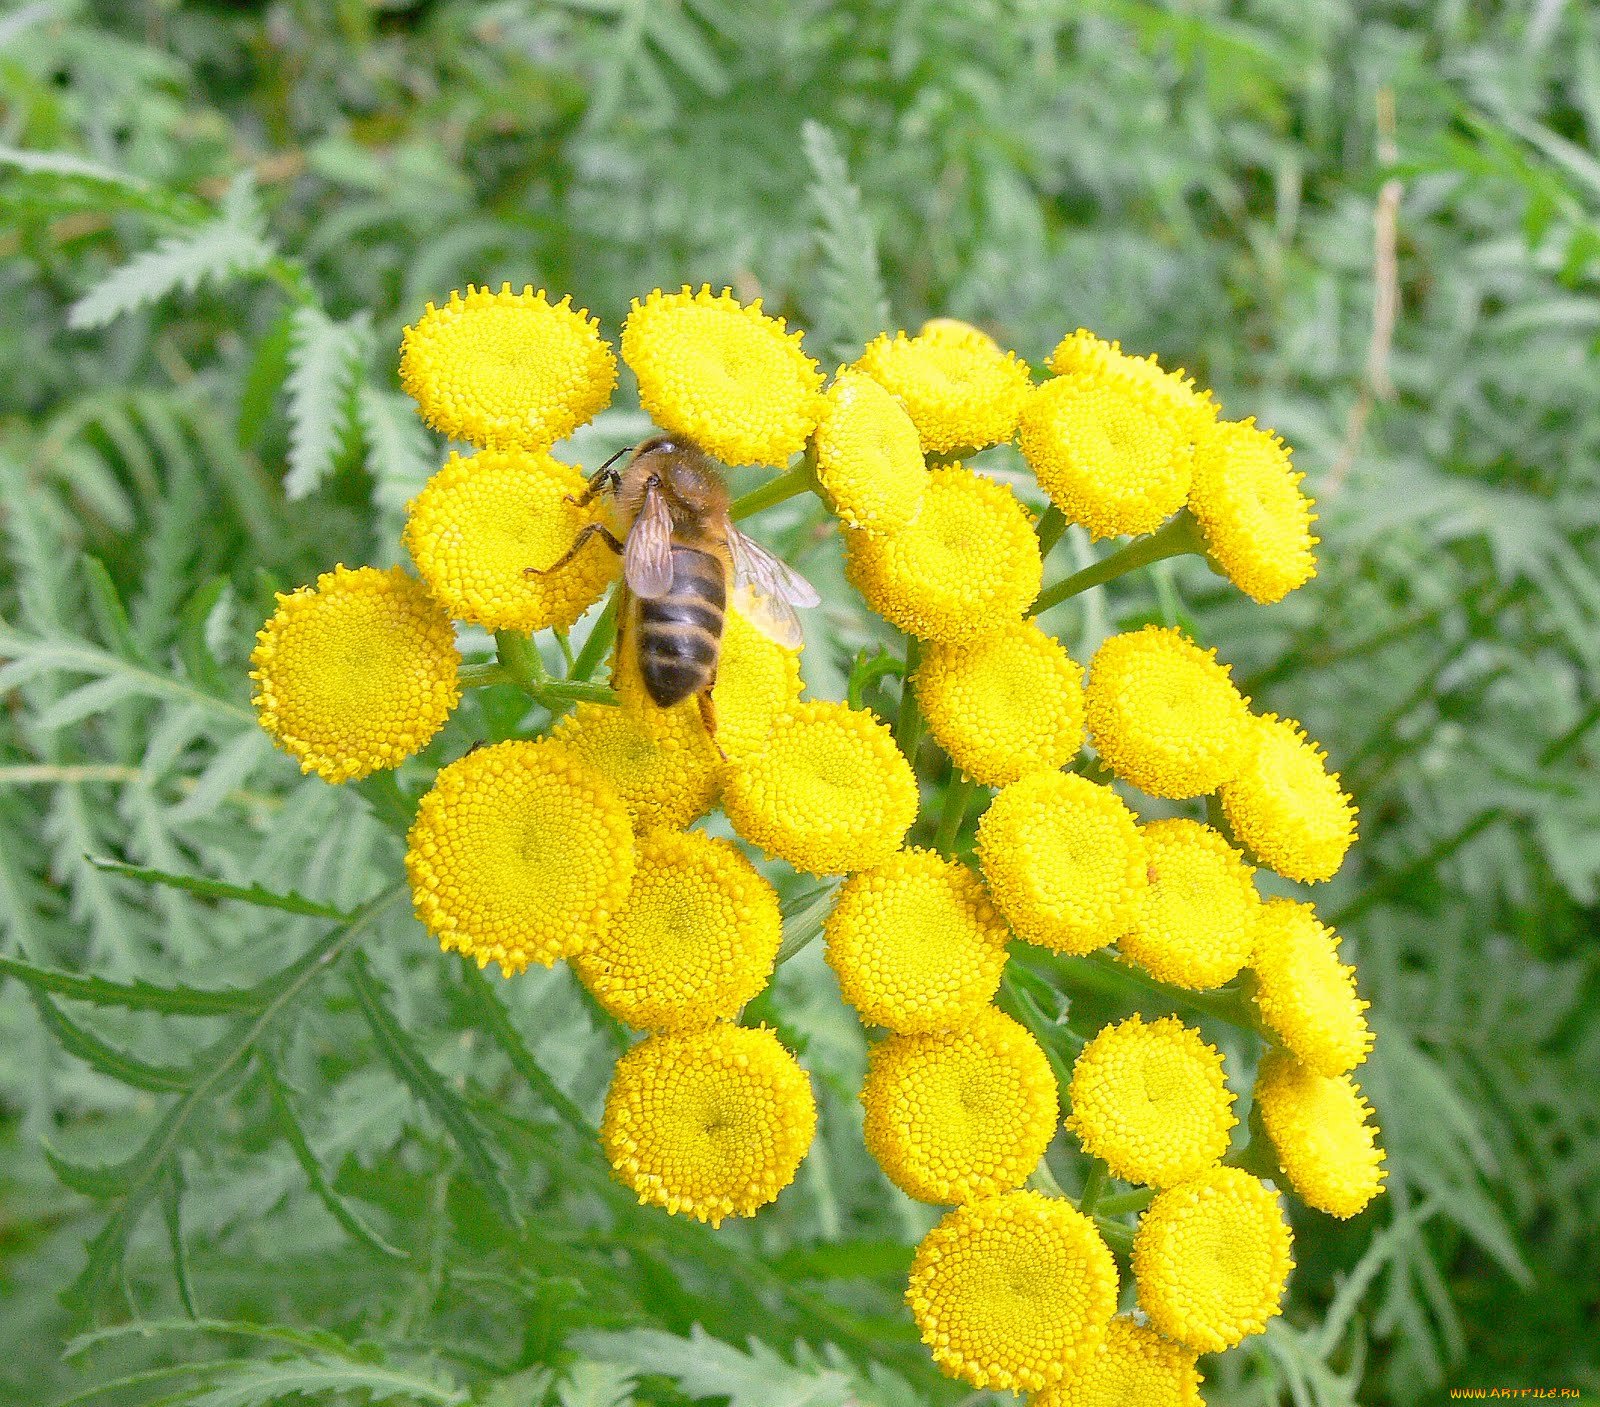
578, 1326, 854, 1407
163, 1166, 199, 1319
27, 988, 193, 1092
802, 121, 890, 364
42, 1142, 138, 1199
237, 306, 296, 450
84, 857, 354, 919
0, 953, 263, 1016
283, 304, 370, 499
358, 383, 438, 515
81, 555, 148, 664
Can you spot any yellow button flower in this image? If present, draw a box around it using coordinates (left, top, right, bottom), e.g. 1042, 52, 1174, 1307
914, 619, 1085, 787
813, 368, 928, 534
1119, 819, 1259, 990
854, 328, 1031, 455
976, 771, 1146, 955
621, 286, 824, 467
844, 465, 1042, 644
551, 699, 719, 831
1255, 1051, 1385, 1219
1046, 328, 1216, 440
1190, 418, 1318, 605
907, 1190, 1119, 1392
250, 565, 460, 783
1067, 1014, 1237, 1188
919, 316, 1003, 357
573, 829, 780, 1033
404, 450, 618, 631
405, 740, 634, 974
1219, 712, 1357, 883
1132, 1166, 1294, 1353
1250, 899, 1373, 1077
722, 701, 917, 875
600, 1024, 816, 1226
399, 284, 616, 451
711, 606, 804, 761
824, 848, 1011, 1033
1084, 625, 1250, 799
861, 1008, 1058, 1204
1032, 1316, 1203, 1407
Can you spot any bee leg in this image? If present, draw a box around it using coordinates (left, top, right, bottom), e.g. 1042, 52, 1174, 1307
696, 689, 729, 763
524, 523, 623, 577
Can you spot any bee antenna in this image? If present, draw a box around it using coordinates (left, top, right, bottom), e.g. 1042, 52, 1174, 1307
598, 444, 636, 473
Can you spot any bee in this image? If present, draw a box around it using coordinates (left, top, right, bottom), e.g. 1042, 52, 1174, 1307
528, 434, 819, 745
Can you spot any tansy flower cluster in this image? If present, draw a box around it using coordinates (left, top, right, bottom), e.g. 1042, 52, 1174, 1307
248, 286, 1383, 1401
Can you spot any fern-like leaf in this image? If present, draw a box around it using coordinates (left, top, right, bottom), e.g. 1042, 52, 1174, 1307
802, 121, 890, 364
283, 305, 370, 500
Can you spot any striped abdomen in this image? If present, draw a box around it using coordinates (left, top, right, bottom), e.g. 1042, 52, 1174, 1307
638, 546, 727, 707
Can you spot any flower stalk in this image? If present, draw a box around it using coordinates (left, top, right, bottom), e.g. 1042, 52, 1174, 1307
1031, 512, 1206, 615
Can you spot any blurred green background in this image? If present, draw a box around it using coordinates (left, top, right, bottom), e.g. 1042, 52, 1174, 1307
2, 1, 1598, 1403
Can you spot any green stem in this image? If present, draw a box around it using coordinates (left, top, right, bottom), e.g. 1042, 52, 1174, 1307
1094, 1218, 1135, 1254
459, 662, 512, 688
1079, 1160, 1108, 1216
895, 635, 924, 758
1035, 505, 1067, 558
570, 593, 619, 683
1095, 1187, 1155, 1217
553, 628, 575, 673
493, 629, 548, 690
932, 771, 978, 855
1030, 512, 1205, 615
846, 648, 905, 711
730, 454, 817, 521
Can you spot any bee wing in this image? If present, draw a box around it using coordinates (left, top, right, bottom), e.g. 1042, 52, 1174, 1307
624, 480, 675, 599
728, 526, 819, 650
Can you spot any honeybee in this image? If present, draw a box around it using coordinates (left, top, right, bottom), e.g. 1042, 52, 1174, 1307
529, 435, 819, 743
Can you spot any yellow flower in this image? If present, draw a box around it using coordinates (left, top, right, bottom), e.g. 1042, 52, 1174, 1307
914, 619, 1085, 787
1066, 1014, 1236, 1188
399, 284, 616, 451
824, 848, 1011, 1033
722, 701, 917, 875
1132, 1166, 1294, 1353
844, 465, 1042, 644
1046, 328, 1216, 440
551, 699, 719, 831
573, 829, 780, 1033
1032, 1316, 1203, 1407
907, 1189, 1119, 1392
621, 286, 823, 467
251, 566, 460, 783
813, 368, 928, 534
404, 450, 618, 631
919, 316, 1003, 357
854, 328, 1031, 455
1018, 374, 1193, 541
711, 605, 805, 760
1084, 625, 1249, 799
1250, 899, 1373, 1077
861, 1008, 1058, 1204
600, 1024, 816, 1226
1119, 819, 1259, 990
1219, 712, 1357, 883
976, 771, 1146, 955
405, 739, 634, 975
1190, 418, 1318, 605
1255, 1051, 1385, 1219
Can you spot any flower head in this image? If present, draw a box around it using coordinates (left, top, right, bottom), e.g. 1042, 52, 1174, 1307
914, 620, 1085, 787
712, 607, 805, 760
1255, 1051, 1385, 1218
1250, 899, 1373, 1076
844, 465, 1041, 644
250, 565, 460, 782
405, 740, 634, 974
1132, 1166, 1294, 1353
1066, 1014, 1236, 1188
574, 829, 781, 1032
976, 771, 1146, 955
853, 328, 1031, 455
824, 848, 1011, 1033
600, 1024, 816, 1226
1190, 418, 1318, 604
813, 368, 928, 534
404, 450, 617, 631
1119, 819, 1259, 990
1046, 329, 1215, 440
1219, 712, 1357, 883
722, 701, 917, 875
862, 1008, 1058, 1204
399, 284, 617, 451
551, 699, 719, 831
1032, 1316, 1203, 1407
919, 317, 1003, 357
1084, 625, 1249, 799
907, 1190, 1118, 1392
621, 286, 823, 467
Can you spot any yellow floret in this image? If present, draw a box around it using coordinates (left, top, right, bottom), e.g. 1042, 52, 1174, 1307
1119, 819, 1259, 990
404, 450, 618, 631
1084, 625, 1250, 799
621, 286, 824, 467
600, 1024, 816, 1226
976, 771, 1146, 955
1220, 712, 1357, 883
824, 848, 1012, 1033
399, 284, 617, 451
711, 605, 805, 760
1066, 1014, 1237, 1188
914, 619, 1085, 787
861, 1008, 1058, 1204
844, 465, 1042, 644
1031, 1316, 1203, 1407
919, 317, 1004, 357
721, 701, 917, 875
1250, 899, 1373, 1077
1255, 1050, 1385, 1218
854, 328, 1031, 455
1190, 418, 1318, 604
813, 368, 928, 534
1046, 328, 1216, 440
405, 740, 634, 975
907, 1190, 1119, 1392
573, 829, 780, 1032
1132, 1166, 1294, 1353
551, 699, 719, 831
250, 565, 460, 783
